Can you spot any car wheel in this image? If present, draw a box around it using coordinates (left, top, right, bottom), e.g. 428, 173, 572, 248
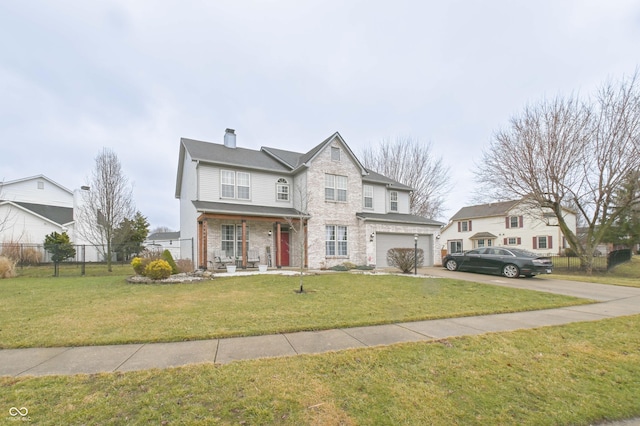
445, 259, 459, 271
502, 264, 520, 278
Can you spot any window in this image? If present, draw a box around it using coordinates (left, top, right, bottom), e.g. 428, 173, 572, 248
449, 240, 462, 254
506, 215, 523, 228
331, 146, 341, 161
237, 172, 250, 200
326, 225, 348, 256
363, 185, 373, 209
505, 237, 522, 245
37, 181, 44, 190
325, 174, 347, 202
534, 236, 552, 250
390, 191, 398, 212
221, 170, 251, 200
276, 178, 289, 201
458, 220, 472, 232
476, 239, 493, 248
221, 225, 250, 258
221, 170, 235, 198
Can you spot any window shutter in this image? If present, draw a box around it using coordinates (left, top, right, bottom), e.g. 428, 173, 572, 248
504, 238, 508, 245
548, 236, 553, 249
517, 237, 521, 245
532, 237, 537, 249
519, 216, 523, 228
505, 217, 510, 228
469, 220, 472, 231
458, 222, 461, 232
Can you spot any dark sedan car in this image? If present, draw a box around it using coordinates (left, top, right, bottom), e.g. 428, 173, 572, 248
442, 247, 553, 278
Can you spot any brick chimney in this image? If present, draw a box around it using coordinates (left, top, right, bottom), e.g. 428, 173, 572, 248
224, 128, 236, 148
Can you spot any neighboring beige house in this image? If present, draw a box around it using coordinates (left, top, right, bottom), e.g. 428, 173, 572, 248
175, 129, 444, 270
440, 199, 577, 258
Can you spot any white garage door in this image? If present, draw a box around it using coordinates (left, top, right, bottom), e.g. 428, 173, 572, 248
376, 233, 433, 268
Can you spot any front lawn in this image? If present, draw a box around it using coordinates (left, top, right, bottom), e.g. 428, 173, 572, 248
0, 273, 590, 349
2, 315, 639, 425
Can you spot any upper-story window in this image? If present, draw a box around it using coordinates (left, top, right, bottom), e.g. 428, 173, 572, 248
276, 178, 289, 201
37, 181, 44, 190
389, 191, 398, 212
331, 146, 341, 161
221, 170, 250, 200
325, 174, 347, 202
363, 185, 373, 209
506, 215, 523, 228
458, 220, 472, 232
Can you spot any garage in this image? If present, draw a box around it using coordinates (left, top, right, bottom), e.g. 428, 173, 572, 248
375, 233, 433, 268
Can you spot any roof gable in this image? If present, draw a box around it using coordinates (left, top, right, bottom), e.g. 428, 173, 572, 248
0, 200, 74, 226
2, 175, 73, 195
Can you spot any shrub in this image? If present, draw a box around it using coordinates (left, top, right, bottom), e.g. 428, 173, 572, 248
1, 242, 21, 262
145, 259, 172, 280
329, 265, 349, 271
175, 258, 194, 273
564, 248, 577, 257
387, 248, 424, 273
0, 256, 16, 279
131, 257, 151, 276
21, 247, 42, 264
161, 250, 179, 275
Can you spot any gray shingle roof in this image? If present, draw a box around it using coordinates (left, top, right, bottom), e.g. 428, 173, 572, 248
192, 201, 306, 218
356, 212, 444, 226
147, 231, 180, 240
362, 170, 413, 191
450, 200, 521, 220
12, 201, 74, 225
181, 138, 291, 173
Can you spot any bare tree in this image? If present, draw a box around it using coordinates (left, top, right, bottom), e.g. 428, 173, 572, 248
479, 72, 640, 273
284, 179, 311, 293
76, 148, 135, 272
361, 137, 451, 219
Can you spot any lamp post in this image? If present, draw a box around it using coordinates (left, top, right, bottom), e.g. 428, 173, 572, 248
414, 234, 418, 275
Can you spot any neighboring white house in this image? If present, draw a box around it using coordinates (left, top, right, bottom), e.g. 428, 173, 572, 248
0, 175, 75, 245
175, 129, 444, 270
0, 175, 104, 262
144, 231, 181, 259
439, 199, 577, 258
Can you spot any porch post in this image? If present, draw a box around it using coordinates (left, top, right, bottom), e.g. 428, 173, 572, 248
276, 221, 282, 269
241, 220, 247, 269
198, 220, 208, 269
304, 219, 308, 268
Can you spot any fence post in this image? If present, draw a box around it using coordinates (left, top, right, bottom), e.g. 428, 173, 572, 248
81, 245, 86, 276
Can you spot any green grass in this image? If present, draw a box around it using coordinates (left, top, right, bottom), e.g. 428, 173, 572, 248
0, 273, 590, 349
546, 256, 640, 288
2, 315, 639, 425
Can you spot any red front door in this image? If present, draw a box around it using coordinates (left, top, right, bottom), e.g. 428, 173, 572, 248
279, 231, 290, 266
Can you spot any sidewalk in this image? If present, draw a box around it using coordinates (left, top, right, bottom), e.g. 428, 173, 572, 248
2, 269, 640, 378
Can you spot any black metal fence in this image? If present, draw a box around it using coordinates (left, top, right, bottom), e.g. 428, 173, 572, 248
551, 249, 633, 272
1, 239, 195, 277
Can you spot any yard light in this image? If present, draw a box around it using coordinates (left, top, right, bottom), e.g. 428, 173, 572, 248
414, 234, 418, 275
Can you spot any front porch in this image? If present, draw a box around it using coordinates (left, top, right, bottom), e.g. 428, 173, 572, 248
197, 213, 307, 271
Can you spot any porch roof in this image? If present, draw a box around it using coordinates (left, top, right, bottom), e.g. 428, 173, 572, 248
356, 212, 444, 226
469, 232, 497, 239
192, 200, 307, 219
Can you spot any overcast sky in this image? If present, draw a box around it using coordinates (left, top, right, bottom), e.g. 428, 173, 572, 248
1, 1, 639, 231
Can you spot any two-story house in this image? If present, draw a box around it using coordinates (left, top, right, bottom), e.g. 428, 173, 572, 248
0, 175, 75, 245
175, 129, 443, 270
440, 199, 577, 256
